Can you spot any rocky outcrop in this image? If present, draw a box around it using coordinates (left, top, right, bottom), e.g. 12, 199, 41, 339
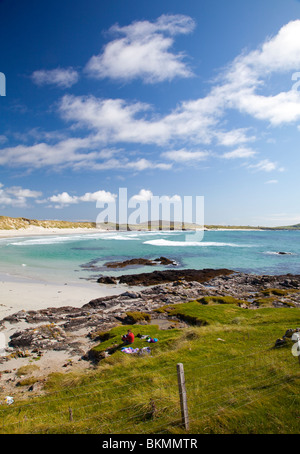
104, 257, 177, 268
97, 276, 118, 285
98, 268, 234, 286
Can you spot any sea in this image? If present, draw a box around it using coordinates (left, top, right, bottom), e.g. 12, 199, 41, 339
0, 229, 299, 285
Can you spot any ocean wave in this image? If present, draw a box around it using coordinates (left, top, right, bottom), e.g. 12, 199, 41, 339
100, 235, 139, 241
143, 239, 250, 247
9, 232, 140, 245
10, 236, 85, 246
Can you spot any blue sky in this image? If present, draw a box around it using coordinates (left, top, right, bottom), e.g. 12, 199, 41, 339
1, 0, 300, 226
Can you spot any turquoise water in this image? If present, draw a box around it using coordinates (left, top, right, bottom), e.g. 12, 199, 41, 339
0, 230, 299, 284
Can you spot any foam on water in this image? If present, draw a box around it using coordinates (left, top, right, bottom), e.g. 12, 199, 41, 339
143, 239, 251, 247
11, 236, 85, 246
100, 235, 139, 241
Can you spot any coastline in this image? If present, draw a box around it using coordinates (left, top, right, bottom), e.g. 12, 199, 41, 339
0, 226, 107, 238
0, 225, 270, 239
0, 276, 125, 320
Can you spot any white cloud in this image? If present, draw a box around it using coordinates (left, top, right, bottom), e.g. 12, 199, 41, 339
265, 179, 278, 184
161, 149, 210, 162
0, 137, 100, 169
222, 147, 256, 159
0, 184, 42, 207
79, 190, 116, 203
85, 14, 195, 83
132, 189, 153, 201
124, 158, 172, 171
218, 20, 300, 125
31, 68, 79, 88
58, 94, 219, 146
215, 129, 256, 147
0, 136, 169, 172
48, 190, 117, 208
49, 192, 78, 206
248, 159, 278, 172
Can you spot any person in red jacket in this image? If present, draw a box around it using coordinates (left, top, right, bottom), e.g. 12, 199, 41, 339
122, 329, 134, 345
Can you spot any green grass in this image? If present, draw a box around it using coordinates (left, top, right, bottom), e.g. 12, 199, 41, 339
197, 296, 249, 306
260, 288, 299, 297
0, 304, 300, 434
16, 365, 40, 377
90, 324, 180, 357
126, 312, 151, 324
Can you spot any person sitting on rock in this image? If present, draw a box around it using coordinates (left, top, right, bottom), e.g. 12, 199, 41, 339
122, 329, 135, 345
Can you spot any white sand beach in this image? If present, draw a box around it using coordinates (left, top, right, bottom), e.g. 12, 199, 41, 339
0, 276, 124, 320
0, 226, 107, 238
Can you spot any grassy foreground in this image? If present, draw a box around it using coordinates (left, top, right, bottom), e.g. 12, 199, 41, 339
1, 302, 300, 434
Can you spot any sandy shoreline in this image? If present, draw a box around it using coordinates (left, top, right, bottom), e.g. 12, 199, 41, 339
0, 226, 107, 238
0, 225, 266, 239
0, 278, 125, 320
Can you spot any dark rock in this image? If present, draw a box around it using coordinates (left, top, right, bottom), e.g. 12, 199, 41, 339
120, 291, 140, 299
83, 297, 117, 310
275, 338, 286, 347
9, 331, 34, 348
97, 276, 118, 284
117, 268, 233, 286
153, 257, 177, 266
104, 257, 177, 269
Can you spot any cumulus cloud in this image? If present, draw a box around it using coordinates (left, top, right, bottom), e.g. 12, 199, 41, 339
218, 20, 300, 125
48, 190, 117, 208
31, 68, 79, 88
85, 14, 195, 83
58, 94, 219, 146
79, 190, 117, 203
49, 192, 78, 206
131, 189, 153, 201
0, 184, 42, 207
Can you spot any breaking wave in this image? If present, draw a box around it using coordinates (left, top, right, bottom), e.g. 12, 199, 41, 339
143, 239, 251, 247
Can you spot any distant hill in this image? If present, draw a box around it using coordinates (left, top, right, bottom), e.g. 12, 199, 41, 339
275, 223, 300, 230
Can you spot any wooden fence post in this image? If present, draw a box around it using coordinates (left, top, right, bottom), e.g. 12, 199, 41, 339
177, 363, 189, 430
